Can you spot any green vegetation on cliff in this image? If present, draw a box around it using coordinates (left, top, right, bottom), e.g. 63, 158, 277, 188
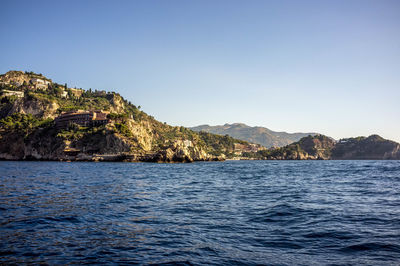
332, 135, 400, 160
197, 131, 247, 157
1, 70, 398, 161
0, 113, 53, 135
0, 70, 259, 161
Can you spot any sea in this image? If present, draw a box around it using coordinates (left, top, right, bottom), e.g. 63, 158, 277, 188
1, 160, 399, 265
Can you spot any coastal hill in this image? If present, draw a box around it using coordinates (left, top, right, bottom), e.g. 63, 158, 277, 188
331, 135, 400, 160
1, 70, 398, 161
248, 134, 400, 160
0, 70, 264, 162
190, 123, 317, 148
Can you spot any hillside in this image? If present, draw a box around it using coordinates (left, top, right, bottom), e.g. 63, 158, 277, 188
331, 135, 400, 160
0, 71, 263, 162
190, 123, 317, 148
248, 134, 400, 160
1, 70, 398, 162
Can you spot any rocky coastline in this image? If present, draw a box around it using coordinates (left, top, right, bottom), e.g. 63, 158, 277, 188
1, 70, 399, 162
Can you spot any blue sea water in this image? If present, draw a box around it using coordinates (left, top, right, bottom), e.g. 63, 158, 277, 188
0, 160, 399, 265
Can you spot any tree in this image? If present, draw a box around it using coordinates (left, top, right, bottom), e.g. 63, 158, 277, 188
67, 89, 74, 99
54, 87, 63, 96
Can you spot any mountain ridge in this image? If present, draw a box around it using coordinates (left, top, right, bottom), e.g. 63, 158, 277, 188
190, 123, 318, 148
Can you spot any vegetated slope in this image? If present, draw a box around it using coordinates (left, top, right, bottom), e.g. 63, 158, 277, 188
190, 123, 318, 148
248, 135, 400, 160
0, 71, 263, 162
1, 71, 397, 161
331, 135, 400, 159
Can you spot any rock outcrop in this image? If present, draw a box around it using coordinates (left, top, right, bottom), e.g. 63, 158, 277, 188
9, 97, 59, 119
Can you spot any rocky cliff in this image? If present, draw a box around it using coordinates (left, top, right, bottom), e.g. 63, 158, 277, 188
1, 70, 398, 161
0, 71, 260, 162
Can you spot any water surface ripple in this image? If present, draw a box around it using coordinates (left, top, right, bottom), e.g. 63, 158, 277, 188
1, 161, 400, 265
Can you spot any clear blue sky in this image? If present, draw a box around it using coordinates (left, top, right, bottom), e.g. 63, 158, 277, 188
1, 0, 399, 142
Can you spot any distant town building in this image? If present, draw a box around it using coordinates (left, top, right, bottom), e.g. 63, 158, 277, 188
30, 78, 51, 90
1, 90, 24, 98
93, 90, 107, 96
55, 110, 110, 129
234, 143, 263, 155
69, 88, 84, 98
61, 91, 68, 98
30, 78, 51, 85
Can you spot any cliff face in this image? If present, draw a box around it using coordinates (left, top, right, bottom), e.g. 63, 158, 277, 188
0, 71, 258, 162
0, 125, 135, 161
9, 97, 59, 119
0, 114, 233, 162
1, 70, 398, 161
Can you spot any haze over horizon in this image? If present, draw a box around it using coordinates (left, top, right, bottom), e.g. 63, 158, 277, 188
1, 0, 399, 142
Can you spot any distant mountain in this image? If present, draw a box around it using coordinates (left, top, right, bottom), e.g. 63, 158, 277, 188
190, 123, 318, 148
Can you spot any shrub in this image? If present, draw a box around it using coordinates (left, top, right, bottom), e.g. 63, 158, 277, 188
114, 122, 132, 137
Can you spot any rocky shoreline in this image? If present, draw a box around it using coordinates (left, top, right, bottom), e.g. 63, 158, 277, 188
1, 70, 399, 162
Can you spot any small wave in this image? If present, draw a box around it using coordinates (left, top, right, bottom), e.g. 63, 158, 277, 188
340, 242, 400, 253
303, 231, 356, 240
253, 238, 304, 249
44, 216, 80, 223
0, 250, 17, 256
22, 251, 40, 257
248, 204, 313, 223
149, 260, 195, 266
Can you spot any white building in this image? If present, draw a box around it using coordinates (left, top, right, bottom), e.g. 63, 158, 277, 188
30, 78, 51, 89
1, 90, 24, 97
31, 78, 51, 85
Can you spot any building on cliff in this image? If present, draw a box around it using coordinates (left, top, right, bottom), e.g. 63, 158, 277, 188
30, 78, 51, 90
69, 88, 84, 97
234, 143, 263, 153
55, 110, 110, 129
1, 90, 24, 98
